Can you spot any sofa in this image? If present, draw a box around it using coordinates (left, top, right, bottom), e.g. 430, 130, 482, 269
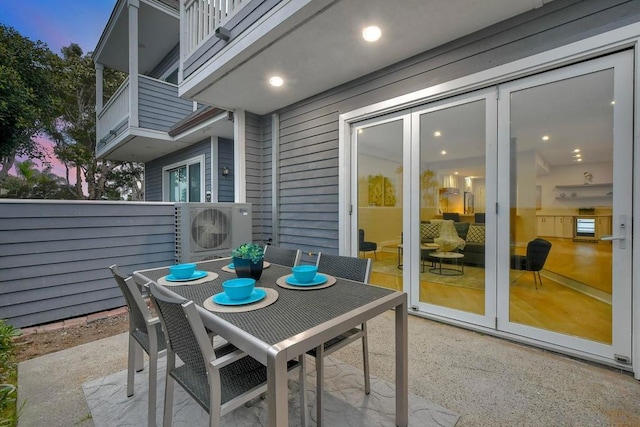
420, 220, 485, 267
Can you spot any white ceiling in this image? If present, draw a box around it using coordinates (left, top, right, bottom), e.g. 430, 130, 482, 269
357, 68, 614, 177
188, 0, 555, 114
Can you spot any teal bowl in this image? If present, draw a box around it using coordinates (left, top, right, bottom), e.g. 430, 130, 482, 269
222, 278, 255, 300
292, 265, 317, 283
169, 263, 196, 279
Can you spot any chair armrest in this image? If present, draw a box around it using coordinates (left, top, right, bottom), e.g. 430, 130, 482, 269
210, 349, 248, 369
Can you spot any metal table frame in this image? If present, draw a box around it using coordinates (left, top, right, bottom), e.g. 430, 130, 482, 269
134, 258, 408, 427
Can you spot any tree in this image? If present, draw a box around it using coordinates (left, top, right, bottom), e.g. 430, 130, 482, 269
48, 44, 142, 200
0, 160, 77, 199
0, 25, 59, 178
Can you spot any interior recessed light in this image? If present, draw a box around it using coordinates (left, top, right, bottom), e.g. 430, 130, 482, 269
362, 26, 381, 42
434, 131, 442, 137
454, 171, 459, 175
542, 135, 550, 141
269, 76, 284, 87
357, 129, 363, 134
611, 100, 616, 105
576, 158, 583, 162
573, 148, 580, 153
441, 150, 447, 155
574, 154, 582, 158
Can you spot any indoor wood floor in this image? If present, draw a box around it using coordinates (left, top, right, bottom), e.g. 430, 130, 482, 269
368, 237, 612, 344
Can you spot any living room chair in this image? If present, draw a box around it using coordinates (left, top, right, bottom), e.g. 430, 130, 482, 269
358, 229, 378, 259
147, 281, 307, 427
474, 213, 485, 223
443, 212, 460, 222
510, 238, 552, 289
263, 245, 301, 267
109, 265, 166, 427
312, 253, 372, 426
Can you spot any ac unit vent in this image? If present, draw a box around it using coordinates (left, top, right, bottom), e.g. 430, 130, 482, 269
175, 203, 251, 263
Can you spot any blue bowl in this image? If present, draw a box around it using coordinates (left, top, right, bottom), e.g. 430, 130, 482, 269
292, 265, 317, 283
169, 263, 197, 279
222, 278, 255, 300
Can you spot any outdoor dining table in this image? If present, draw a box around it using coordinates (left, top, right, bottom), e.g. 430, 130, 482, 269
133, 258, 408, 427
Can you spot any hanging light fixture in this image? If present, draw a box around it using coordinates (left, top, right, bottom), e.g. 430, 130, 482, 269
441, 174, 460, 194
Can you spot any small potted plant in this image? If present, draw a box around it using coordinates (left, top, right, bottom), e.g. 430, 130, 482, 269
231, 242, 264, 280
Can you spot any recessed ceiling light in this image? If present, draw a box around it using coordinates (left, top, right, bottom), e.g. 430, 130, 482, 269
434, 131, 442, 137
269, 76, 284, 87
454, 171, 459, 175
576, 158, 583, 162
573, 148, 580, 153
574, 154, 582, 158
362, 26, 381, 42
611, 100, 616, 105
441, 150, 447, 155
542, 135, 550, 141
357, 129, 363, 134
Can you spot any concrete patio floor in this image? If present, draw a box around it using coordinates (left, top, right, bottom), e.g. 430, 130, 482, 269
18, 311, 640, 426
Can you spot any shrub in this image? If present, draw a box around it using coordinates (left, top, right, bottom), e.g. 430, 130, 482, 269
0, 319, 21, 427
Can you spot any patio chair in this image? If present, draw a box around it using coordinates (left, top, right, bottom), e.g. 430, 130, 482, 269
109, 265, 166, 427
263, 245, 301, 267
312, 253, 372, 425
146, 281, 308, 427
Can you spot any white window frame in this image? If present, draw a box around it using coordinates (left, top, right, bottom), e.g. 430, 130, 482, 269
162, 154, 206, 202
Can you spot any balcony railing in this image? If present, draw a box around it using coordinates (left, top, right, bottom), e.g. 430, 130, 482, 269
183, 0, 246, 56
97, 76, 130, 144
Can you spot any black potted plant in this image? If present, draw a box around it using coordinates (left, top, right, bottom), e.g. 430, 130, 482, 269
231, 242, 264, 280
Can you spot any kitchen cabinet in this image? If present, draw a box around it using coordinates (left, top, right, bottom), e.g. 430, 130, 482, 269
537, 216, 555, 237
554, 216, 574, 238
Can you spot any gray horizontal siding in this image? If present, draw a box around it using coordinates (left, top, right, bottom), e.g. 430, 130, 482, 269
138, 76, 193, 131
145, 138, 212, 201
268, 0, 638, 255
0, 200, 176, 328
245, 112, 266, 243
149, 43, 180, 79
218, 137, 235, 202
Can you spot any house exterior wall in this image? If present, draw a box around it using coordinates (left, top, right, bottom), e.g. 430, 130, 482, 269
138, 75, 193, 131
267, 0, 640, 255
218, 137, 235, 202
145, 137, 235, 203
0, 200, 175, 328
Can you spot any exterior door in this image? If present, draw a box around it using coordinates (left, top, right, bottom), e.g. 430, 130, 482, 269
496, 51, 633, 364
408, 90, 497, 328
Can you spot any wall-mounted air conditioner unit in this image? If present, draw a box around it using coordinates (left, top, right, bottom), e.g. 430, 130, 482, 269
175, 202, 252, 263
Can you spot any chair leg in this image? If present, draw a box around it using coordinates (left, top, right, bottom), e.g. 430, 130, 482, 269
148, 343, 157, 427
361, 323, 371, 395
536, 271, 543, 287
315, 345, 324, 427
298, 355, 308, 427
134, 340, 144, 372
127, 335, 137, 397
209, 371, 223, 427
163, 353, 176, 427
532, 271, 538, 289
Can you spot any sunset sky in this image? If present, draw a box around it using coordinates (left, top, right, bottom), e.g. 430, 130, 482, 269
1, 0, 117, 188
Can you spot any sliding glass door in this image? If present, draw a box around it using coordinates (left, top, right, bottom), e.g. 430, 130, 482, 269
497, 50, 633, 362
350, 50, 633, 366
409, 90, 497, 327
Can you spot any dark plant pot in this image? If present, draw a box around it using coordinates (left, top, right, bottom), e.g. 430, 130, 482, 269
233, 257, 263, 280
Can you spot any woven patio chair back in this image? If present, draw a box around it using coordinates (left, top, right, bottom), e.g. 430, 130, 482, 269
263, 245, 301, 267
316, 253, 372, 283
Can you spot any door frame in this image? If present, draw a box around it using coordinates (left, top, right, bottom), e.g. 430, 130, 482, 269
338, 22, 640, 375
